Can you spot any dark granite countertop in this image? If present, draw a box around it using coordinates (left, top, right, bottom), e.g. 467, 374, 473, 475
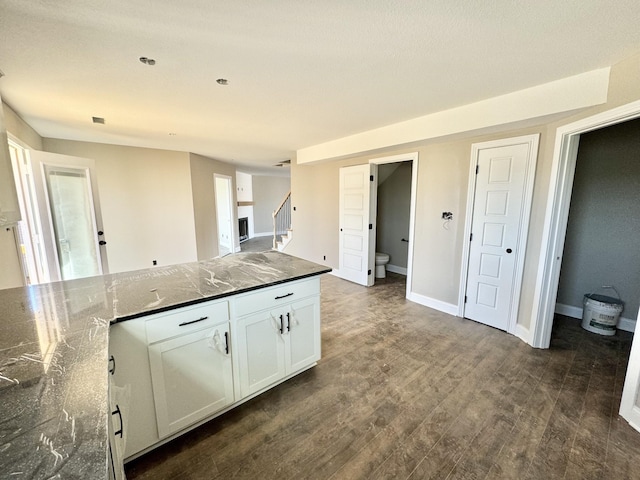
0, 251, 330, 479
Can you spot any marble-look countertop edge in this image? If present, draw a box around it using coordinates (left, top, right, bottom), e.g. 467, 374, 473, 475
110, 268, 332, 323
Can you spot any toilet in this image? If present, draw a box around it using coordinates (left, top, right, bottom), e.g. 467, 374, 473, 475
375, 252, 390, 278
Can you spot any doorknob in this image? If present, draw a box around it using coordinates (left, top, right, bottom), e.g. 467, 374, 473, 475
97, 230, 104, 236
506, 248, 512, 254
99, 240, 107, 246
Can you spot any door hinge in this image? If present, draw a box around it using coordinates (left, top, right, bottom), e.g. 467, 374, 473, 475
475, 165, 479, 174
368, 269, 372, 275
465, 295, 468, 303
470, 233, 473, 241
369, 223, 373, 230
370, 175, 374, 181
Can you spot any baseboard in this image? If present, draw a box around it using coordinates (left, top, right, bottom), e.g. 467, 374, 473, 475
555, 302, 636, 333
407, 291, 458, 316
386, 264, 407, 276
252, 232, 273, 238
555, 303, 582, 319
514, 323, 531, 344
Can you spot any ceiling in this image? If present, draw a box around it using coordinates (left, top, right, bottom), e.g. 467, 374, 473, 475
1, 1, 640, 173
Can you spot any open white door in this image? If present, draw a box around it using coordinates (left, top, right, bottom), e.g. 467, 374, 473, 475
620, 315, 640, 432
29, 151, 107, 282
339, 164, 377, 286
462, 135, 538, 332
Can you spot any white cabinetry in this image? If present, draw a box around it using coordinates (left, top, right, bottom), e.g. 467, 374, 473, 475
108, 275, 322, 463
147, 301, 234, 438
235, 278, 320, 398
109, 319, 158, 460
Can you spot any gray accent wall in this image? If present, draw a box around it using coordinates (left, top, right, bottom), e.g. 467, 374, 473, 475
252, 175, 290, 234
376, 162, 412, 269
556, 117, 640, 318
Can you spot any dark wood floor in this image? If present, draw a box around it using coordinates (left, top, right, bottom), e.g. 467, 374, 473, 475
126, 273, 640, 479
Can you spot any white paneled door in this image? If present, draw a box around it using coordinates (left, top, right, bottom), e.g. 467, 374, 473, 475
464, 138, 538, 331
339, 164, 377, 286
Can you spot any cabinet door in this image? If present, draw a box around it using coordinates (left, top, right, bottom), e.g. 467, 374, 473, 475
236, 310, 286, 398
286, 296, 321, 374
108, 377, 127, 480
149, 325, 234, 438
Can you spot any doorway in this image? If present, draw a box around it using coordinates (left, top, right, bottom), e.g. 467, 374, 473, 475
554, 118, 640, 334
214, 174, 234, 257
18, 149, 107, 282
532, 99, 640, 347
373, 161, 412, 282
337, 152, 419, 298
530, 99, 640, 432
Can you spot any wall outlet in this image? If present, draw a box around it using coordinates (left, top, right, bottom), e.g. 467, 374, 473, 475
152, 260, 157, 265
442, 212, 453, 220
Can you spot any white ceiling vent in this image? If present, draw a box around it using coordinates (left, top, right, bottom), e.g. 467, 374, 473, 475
274, 159, 291, 167
92, 116, 105, 124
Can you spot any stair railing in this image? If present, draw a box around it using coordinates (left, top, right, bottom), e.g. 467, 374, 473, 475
272, 191, 291, 249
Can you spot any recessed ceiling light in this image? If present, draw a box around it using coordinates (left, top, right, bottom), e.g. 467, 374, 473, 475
139, 57, 156, 66
92, 116, 105, 124
216, 78, 229, 85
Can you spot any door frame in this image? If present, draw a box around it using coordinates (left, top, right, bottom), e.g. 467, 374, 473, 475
213, 173, 235, 257
530, 99, 640, 349
30, 152, 107, 282
621, 306, 640, 430
369, 152, 419, 299
458, 134, 540, 337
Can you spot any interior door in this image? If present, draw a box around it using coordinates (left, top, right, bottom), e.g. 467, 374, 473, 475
464, 143, 531, 330
214, 174, 233, 257
339, 164, 377, 286
620, 313, 640, 432
29, 151, 107, 282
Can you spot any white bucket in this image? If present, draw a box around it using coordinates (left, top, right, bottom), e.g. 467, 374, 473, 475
581, 286, 624, 336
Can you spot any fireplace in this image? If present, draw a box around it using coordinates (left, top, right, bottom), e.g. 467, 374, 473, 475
238, 217, 249, 243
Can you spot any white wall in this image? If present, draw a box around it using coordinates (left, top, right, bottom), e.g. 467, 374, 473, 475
43, 139, 198, 272
190, 153, 238, 260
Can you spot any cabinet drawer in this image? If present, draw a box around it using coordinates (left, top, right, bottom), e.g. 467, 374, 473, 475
235, 277, 319, 317
146, 300, 229, 344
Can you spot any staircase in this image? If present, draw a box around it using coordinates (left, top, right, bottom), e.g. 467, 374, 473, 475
273, 191, 292, 251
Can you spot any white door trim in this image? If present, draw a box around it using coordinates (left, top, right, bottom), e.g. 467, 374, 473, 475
458, 134, 540, 335
30, 152, 107, 281
620, 315, 640, 431
213, 173, 235, 257
369, 152, 419, 300
531, 99, 640, 349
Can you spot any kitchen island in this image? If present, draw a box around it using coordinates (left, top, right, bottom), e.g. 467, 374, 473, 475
0, 251, 330, 479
